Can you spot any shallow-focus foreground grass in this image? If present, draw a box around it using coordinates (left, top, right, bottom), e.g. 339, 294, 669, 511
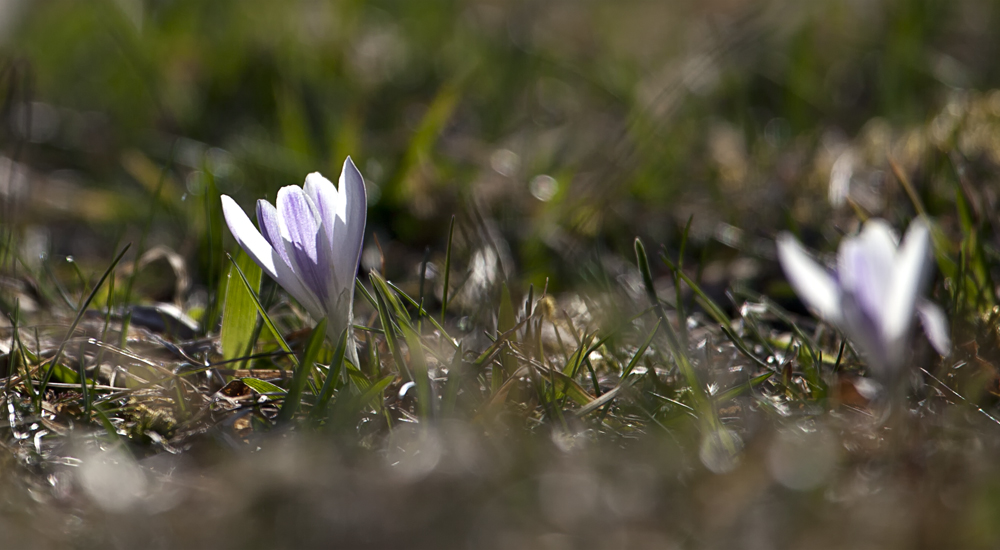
4, 1, 1000, 548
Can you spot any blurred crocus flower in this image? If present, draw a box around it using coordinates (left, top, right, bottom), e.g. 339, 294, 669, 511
776, 218, 950, 375
221, 157, 366, 362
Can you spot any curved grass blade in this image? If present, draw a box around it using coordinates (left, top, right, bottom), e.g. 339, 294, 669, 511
242, 377, 286, 395
401, 323, 432, 421
441, 344, 465, 416
278, 317, 327, 423
38, 243, 131, 407
441, 215, 455, 324
621, 318, 660, 380
386, 280, 458, 350
221, 249, 262, 363
354, 374, 394, 412
497, 283, 517, 392
714, 371, 774, 403
369, 271, 410, 379
309, 327, 348, 422
227, 254, 297, 369
634, 238, 711, 417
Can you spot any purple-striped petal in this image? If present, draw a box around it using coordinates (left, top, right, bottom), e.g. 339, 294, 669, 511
222, 195, 323, 318
303, 171, 342, 290
256, 199, 292, 270
222, 195, 280, 281
277, 185, 329, 304
838, 220, 896, 332
840, 293, 894, 372
303, 172, 339, 239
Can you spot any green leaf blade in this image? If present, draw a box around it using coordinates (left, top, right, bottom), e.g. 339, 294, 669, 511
221, 250, 262, 362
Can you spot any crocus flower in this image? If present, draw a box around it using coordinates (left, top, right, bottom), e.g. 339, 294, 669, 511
776, 218, 950, 377
221, 157, 366, 363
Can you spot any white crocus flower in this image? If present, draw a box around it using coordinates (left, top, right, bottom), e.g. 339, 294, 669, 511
221, 157, 367, 364
776, 218, 950, 377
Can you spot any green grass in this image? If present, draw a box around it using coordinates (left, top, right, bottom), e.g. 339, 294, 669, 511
3, 0, 1000, 548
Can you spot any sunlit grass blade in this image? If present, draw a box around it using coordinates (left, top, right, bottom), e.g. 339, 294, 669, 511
242, 377, 287, 395
369, 271, 410, 379
441, 214, 455, 324
227, 254, 297, 369
345, 361, 374, 392
476, 365, 529, 419
401, 323, 432, 421
441, 345, 465, 416
634, 238, 711, 417
385, 280, 458, 350
8, 299, 37, 401
92, 406, 125, 446
560, 337, 585, 378
714, 371, 774, 403
38, 243, 131, 408
221, 250, 262, 365
675, 215, 693, 345
355, 374, 394, 412
951, 184, 993, 310
471, 316, 530, 371
496, 283, 517, 393
665, 256, 774, 372
201, 168, 225, 336
354, 278, 378, 311
309, 327, 348, 422
278, 318, 327, 423
546, 368, 596, 408
730, 288, 829, 395
621, 318, 660, 380
76, 341, 90, 415
889, 156, 927, 217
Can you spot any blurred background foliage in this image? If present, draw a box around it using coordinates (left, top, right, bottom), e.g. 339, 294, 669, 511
4, 0, 1000, 313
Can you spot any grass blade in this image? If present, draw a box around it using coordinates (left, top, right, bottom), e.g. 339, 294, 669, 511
369, 271, 411, 379
242, 378, 287, 395
227, 254, 298, 369
38, 243, 131, 407
635, 238, 715, 426
441, 214, 455, 324
221, 249, 262, 363
401, 323, 433, 421
497, 283, 517, 392
309, 327, 348, 422
278, 318, 327, 423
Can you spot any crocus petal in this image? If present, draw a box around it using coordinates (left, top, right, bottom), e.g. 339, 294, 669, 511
221, 195, 280, 281
302, 171, 343, 290
883, 218, 930, 344
256, 199, 293, 270
334, 156, 367, 280
222, 195, 323, 317
776, 233, 843, 324
840, 293, 893, 372
916, 299, 951, 356
303, 171, 339, 240
277, 186, 330, 304
837, 219, 896, 330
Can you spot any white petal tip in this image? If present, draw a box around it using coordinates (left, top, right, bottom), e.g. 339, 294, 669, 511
776, 232, 843, 323
916, 300, 951, 357
305, 171, 330, 183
